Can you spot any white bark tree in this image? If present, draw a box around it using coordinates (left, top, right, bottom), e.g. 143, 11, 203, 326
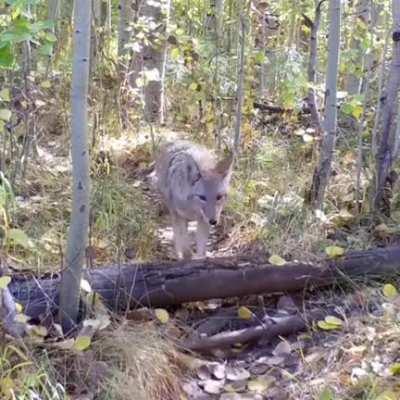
59, 0, 92, 333
309, 0, 341, 209
372, 0, 400, 214
304, 0, 325, 133
234, 10, 248, 153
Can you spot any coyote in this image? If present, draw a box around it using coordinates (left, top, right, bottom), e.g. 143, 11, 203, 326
155, 140, 234, 259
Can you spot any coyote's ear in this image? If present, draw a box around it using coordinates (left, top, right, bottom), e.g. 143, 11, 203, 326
216, 153, 234, 181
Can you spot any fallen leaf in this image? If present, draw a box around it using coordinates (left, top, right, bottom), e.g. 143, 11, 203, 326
383, 283, 398, 300
238, 306, 253, 320
317, 321, 341, 331
247, 377, 272, 393
325, 246, 345, 258
272, 340, 291, 356
269, 254, 286, 266
154, 308, 169, 324
325, 315, 343, 326
0, 276, 11, 289
73, 335, 92, 351
212, 363, 226, 380
202, 379, 224, 394
226, 366, 250, 381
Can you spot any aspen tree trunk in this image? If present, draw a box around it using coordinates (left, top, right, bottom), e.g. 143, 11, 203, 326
372, 0, 400, 214
345, 0, 370, 95
141, 0, 169, 124
305, 0, 325, 133
118, 0, 132, 59
371, 16, 390, 158
48, 0, 60, 34
159, 0, 172, 126
234, 10, 248, 153
59, 0, 91, 334
309, 0, 341, 209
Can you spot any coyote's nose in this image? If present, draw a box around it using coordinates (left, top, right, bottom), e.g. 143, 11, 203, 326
209, 219, 217, 226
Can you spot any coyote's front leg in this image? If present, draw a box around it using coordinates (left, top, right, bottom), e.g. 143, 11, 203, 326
195, 220, 209, 258
172, 215, 192, 260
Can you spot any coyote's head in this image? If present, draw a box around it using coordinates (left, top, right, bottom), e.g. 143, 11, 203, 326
187, 154, 234, 226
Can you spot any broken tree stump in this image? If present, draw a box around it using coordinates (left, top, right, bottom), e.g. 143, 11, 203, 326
8, 246, 400, 321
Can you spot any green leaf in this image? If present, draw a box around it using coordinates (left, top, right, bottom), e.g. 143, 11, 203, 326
383, 283, 398, 300
0, 109, 11, 121
317, 320, 341, 331
325, 316, 343, 326
170, 47, 180, 61
73, 335, 91, 351
0, 44, 14, 69
38, 42, 53, 56
31, 20, 54, 33
8, 228, 31, 249
0, 276, 11, 289
254, 51, 266, 64
389, 363, 400, 375
319, 387, 334, 400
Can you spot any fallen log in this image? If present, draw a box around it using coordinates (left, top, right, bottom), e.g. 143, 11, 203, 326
183, 310, 326, 352
8, 246, 400, 321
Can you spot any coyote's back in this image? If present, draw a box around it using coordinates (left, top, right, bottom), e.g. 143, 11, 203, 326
155, 140, 233, 259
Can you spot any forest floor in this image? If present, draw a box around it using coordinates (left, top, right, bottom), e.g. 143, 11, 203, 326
3, 127, 400, 400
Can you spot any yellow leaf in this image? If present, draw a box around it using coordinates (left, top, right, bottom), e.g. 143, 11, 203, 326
0, 276, 11, 289
238, 306, 253, 320
325, 316, 343, 326
0, 89, 10, 102
0, 109, 11, 122
325, 246, 345, 258
383, 283, 398, 300
15, 302, 23, 313
268, 254, 286, 266
155, 308, 170, 324
389, 363, 400, 375
317, 320, 341, 331
73, 335, 91, 351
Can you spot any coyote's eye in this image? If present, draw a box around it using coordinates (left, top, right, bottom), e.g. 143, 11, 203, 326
216, 194, 225, 201
198, 195, 207, 201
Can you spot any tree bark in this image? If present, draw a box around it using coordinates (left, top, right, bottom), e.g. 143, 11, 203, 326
10, 246, 400, 322
159, 0, 172, 126
309, 0, 341, 209
305, 0, 325, 133
117, 0, 132, 59
234, 8, 248, 153
59, 0, 92, 334
372, 0, 400, 214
